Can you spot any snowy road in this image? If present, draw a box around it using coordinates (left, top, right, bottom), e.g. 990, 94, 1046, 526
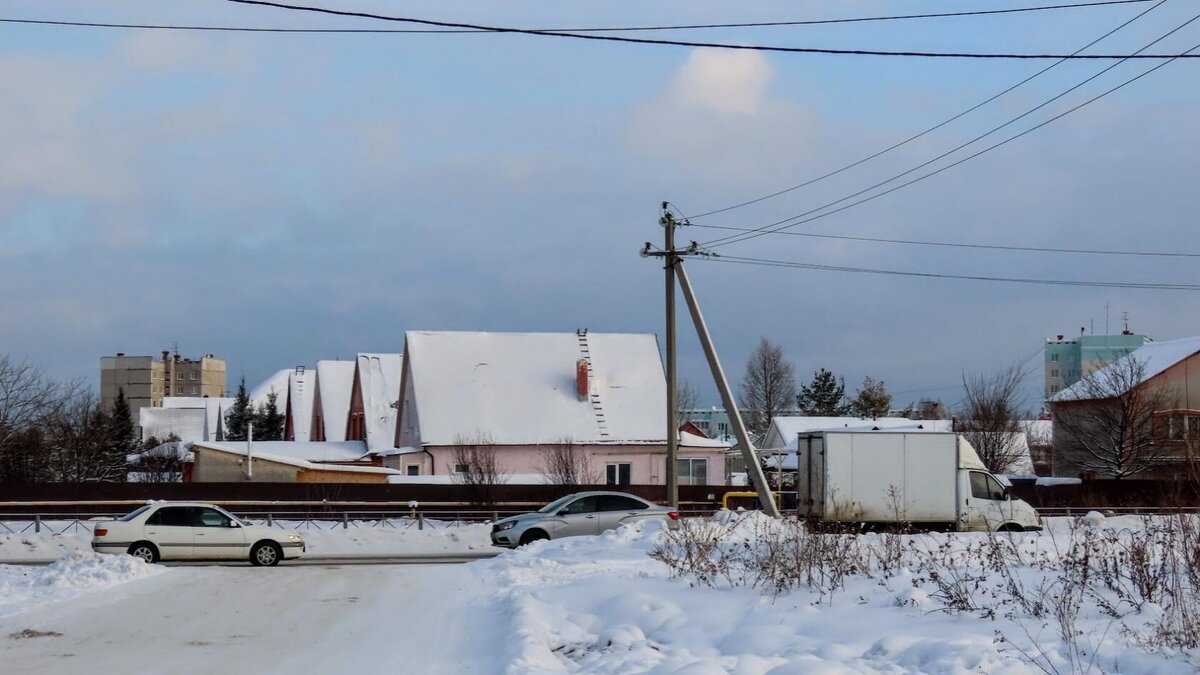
1, 563, 504, 675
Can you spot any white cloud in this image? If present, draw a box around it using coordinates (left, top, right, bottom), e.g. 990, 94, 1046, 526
669, 49, 773, 115
625, 49, 818, 182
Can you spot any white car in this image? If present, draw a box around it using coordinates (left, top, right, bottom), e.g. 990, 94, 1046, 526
92, 502, 304, 566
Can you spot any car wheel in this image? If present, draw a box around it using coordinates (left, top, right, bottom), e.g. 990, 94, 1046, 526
127, 542, 159, 564
251, 541, 283, 567
518, 530, 549, 547
998, 523, 1024, 533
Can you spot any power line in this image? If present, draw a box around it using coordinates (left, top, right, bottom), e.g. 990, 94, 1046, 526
685, 0, 1167, 220
693, 254, 1200, 290
226, 0, 1200, 59
686, 223, 1200, 258
0, 2, 1160, 34
701, 25, 1200, 249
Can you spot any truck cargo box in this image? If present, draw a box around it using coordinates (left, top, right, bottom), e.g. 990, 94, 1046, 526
795, 431, 985, 525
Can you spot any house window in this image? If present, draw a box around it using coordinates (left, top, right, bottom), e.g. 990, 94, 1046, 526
190, 372, 198, 380
406, 465, 420, 476
717, 422, 728, 434
1051, 369, 1059, 378
606, 463, 631, 486
453, 463, 469, 474
676, 458, 708, 486
1050, 354, 1059, 362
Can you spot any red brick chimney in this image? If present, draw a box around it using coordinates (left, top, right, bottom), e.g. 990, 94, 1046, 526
576, 359, 589, 400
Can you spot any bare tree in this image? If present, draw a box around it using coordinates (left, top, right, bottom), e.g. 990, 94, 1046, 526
0, 356, 90, 482
1052, 356, 1176, 479
537, 437, 599, 485
958, 365, 1029, 474
675, 378, 702, 428
449, 432, 508, 506
740, 337, 796, 440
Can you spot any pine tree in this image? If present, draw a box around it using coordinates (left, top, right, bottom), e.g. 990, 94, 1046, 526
226, 377, 252, 441
849, 376, 893, 418
254, 391, 285, 441
797, 368, 850, 416
104, 389, 137, 482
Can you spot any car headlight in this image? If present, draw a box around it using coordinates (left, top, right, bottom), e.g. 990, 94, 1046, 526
495, 521, 516, 531
288, 534, 303, 542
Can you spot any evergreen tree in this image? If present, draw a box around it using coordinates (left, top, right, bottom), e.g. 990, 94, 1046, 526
849, 376, 893, 418
104, 389, 137, 482
226, 377, 252, 441
254, 391, 285, 441
797, 368, 850, 416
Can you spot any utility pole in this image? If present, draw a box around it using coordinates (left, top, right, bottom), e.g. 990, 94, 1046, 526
676, 262, 780, 517
662, 205, 679, 509
643, 204, 779, 517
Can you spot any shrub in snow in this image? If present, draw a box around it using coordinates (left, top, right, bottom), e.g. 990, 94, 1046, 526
650, 512, 1200, 671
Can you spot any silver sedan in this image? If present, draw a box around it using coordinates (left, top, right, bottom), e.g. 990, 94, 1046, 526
490, 491, 679, 548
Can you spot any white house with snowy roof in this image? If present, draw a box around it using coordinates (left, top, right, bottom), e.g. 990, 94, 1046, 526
345, 353, 402, 454
139, 396, 235, 443
309, 360, 355, 442
391, 330, 728, 485
761, 416, 953, 450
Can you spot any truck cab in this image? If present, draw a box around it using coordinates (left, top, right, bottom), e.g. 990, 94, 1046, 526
959, 469, 1041, 532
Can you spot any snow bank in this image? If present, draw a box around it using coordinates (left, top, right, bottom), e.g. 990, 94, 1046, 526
0, 532, 92, 563
0, 551, 165, 618
479, 512, 1200, 674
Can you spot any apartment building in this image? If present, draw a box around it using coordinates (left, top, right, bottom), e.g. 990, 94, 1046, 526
100, 351, 227, 419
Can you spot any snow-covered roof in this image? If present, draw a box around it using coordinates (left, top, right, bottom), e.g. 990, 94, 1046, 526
139, 407, 208, 443
764, 416, 952, 448
250, 368, 292, 409
1052, 336, 1200, 402
196, 440, 369, 463
287, 369, 314, 443
314, 360, 355, 442
403, 331, 672, 445
162, 397, 234, 441
192, 441, 397, 475
357, 353, 402, 453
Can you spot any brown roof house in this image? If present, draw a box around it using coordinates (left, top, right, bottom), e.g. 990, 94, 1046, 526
1048, 336, 1200, 479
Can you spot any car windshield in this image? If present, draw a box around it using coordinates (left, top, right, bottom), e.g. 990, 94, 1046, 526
117, 505, 152, 522
537, 495, 578, 514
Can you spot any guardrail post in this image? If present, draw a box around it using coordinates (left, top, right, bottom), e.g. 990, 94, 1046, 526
34, 515, 40, 533
267, 513, 274, 527
343, 513, 349, 530
491, 511, 498, 523
418, 512, 424, 531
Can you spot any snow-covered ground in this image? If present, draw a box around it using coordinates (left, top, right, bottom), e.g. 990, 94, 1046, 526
3, 513, 1197, 674
0, 520, 492, 562
0, 551, 164, 619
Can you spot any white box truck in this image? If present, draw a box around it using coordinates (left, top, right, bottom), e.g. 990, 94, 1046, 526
792, 431, 1041, 532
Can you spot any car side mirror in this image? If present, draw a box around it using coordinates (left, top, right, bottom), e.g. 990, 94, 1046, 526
228, 521, 240, 528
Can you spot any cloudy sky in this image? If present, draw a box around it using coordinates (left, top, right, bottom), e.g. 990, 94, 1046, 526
1, 0, 1197, 410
